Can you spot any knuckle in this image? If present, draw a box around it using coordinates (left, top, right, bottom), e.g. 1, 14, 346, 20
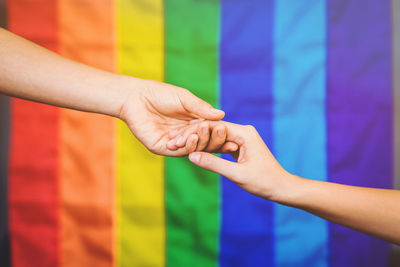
244, 125, 256, 132
177, 88, 190, 98
181, 88, 192, 97
180, 88, 189, 94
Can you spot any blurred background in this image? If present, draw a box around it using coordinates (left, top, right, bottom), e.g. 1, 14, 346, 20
0, 0, 399, 266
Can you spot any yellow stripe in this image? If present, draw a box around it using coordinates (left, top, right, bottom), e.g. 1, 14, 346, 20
116, 0, 165, 266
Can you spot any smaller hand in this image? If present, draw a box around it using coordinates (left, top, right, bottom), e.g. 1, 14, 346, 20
187, 122, 291, 200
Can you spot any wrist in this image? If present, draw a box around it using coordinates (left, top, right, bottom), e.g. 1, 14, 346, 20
83, 72, 132, 118
268, 172, 306, 205
111, 74, 147, 120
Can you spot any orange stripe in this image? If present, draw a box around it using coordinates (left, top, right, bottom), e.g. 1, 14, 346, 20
58, 0, 115, 266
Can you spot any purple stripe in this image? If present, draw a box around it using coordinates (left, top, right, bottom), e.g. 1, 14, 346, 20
327, 0, 393, 266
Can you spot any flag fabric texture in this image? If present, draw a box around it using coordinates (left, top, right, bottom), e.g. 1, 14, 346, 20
0, 0, 398, 266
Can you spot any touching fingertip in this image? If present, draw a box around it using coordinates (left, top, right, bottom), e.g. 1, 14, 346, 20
210, 108, 223, 114
209, 108, 225, 118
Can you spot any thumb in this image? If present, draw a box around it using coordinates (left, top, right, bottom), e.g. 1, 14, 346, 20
180, 90, 225, 120
189, 152, 240, 181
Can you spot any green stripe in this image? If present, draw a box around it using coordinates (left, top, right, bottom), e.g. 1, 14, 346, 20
165, 0, 220, 266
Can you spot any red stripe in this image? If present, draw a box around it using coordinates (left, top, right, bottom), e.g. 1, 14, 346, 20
8, 1, 59, 267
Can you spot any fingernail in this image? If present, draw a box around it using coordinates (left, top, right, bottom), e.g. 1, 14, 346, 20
176, 135, 184, 145
210, 108, 223, 114
201, 127, 208, 135
189, 152, 200, 164
217, 129, 224, 136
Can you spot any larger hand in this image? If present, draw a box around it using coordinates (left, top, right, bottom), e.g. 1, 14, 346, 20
118, 78, 226, 156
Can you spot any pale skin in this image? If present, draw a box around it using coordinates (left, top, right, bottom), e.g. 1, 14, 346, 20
0, 28, 238, 156
171, 121, 400, 245
3, 27, 398, 245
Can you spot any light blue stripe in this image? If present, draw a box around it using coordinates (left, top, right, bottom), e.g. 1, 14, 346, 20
273, 1, 328, 266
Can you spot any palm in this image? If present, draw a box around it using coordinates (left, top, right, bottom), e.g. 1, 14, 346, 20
120, 80, 214, 156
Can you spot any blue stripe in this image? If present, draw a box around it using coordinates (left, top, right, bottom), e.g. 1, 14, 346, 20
219, 1, 274, 266
273, 1, 328, 266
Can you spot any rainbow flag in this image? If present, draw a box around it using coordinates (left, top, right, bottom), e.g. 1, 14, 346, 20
0, 0, 398, 266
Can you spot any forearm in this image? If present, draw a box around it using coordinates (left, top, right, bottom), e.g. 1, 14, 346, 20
273, 174, 400, 244
0, 28, 140, 117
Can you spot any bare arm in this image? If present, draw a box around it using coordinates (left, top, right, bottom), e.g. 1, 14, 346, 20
0, 27, 129, 117
276, 175, 400, 244
0, 28, 234, 156
184, 121, 400, 244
